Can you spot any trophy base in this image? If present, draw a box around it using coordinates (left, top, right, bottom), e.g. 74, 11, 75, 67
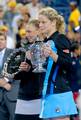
32, 65, 46, 73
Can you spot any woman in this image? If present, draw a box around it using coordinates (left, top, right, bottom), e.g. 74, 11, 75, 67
14, 19, 43, 120
38, 7, 77, 120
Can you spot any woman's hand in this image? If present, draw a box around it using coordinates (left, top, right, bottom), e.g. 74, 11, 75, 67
42, 43, 58, 62
42, 43, 52, 57
0, 79, 11, 91
19, 62, 31, 72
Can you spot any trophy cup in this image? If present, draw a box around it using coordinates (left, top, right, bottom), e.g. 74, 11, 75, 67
30, 36, 46, 73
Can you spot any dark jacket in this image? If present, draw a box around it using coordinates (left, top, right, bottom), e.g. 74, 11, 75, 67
15, 32, 72, 100
14, 44, 45, 100
0, 48, 20, 102
68, 56, 81, 92
14, 70, 45, 100
46, 32, 72, 94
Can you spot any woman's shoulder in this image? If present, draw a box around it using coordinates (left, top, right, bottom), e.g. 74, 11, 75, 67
55, 34, 71, 49
58, 34, 69, 42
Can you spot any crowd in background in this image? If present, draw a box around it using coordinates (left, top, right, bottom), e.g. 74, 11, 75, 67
0, 0, 80, 48
0, 0, 81, 120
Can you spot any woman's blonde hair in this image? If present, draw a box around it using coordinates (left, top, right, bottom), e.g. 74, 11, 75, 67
57, 15, 66, 34
39, 7, 58, 21
39, 7, 66, 34
26, 19, 39, 30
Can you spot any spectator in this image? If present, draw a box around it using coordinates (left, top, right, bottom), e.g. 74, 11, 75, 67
0, 0, 8, 10
68, 0, 80, 32
66, 30, 75, 43
26, 0, 44, 19
4, 1, 18, 37
16, 28, 27, 48
69, 41, 81, 120
0, 25, 16, 48
16, 0, 31, 4
12, 5, 30, 35
0, 5, 6, 26
74, 26, 81, 44
69, 41, 81, 100
0, 31, 20, 120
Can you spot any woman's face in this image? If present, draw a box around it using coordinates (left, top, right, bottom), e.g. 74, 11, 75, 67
38, 15, 52, 37
26, 25, 38, 43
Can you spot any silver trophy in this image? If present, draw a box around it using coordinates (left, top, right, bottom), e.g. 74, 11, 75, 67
30, 36, 46, 73
2, 48, 26, 79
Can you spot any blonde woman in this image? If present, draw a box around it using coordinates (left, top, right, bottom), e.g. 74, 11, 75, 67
38, 7, 77, 120
14, 19, 43, 120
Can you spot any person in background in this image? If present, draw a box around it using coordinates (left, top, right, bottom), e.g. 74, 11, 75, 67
26, 0, 44, 19
68, 1, 80, 32
0, 31, 20, 120
0, 25, 16, 48
66, 30, 75, 43
15, 6, 31, 48
16, 28, 27, 48
0, 0, 8, 10
0, 5, 6, 26
70, 41, 81, 101
16, 0, 31, 4
4, 1, 18, 37
69, 41, 81, 120
74, 26, 81, 44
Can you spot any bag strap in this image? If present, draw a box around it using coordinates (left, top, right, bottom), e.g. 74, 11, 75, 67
42, 40, 58, 98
